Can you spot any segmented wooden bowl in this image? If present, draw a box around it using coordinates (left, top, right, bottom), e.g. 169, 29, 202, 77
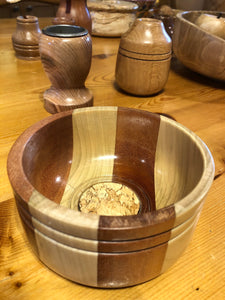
8, 106, 214, 287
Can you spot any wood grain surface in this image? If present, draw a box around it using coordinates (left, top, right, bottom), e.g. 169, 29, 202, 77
1, 17, 225, 298
115, 18, 172, 95
12, 16, 41, 60
39, 25, 93, 113
173, 11, 225, 81
56, 0, 92, 34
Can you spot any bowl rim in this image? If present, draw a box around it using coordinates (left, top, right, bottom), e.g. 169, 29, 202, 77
7, 106, 215, 240
176, 10, 225, 42
87, 0, 138, 12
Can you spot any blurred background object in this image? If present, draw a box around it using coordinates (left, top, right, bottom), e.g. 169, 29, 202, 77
170, 0, 204, 10
12, 15, 41, 60
1, 0, 225, 19
203, 0, 225, 11
124, 0, 156, 17
88, 0, 138, 37
0, 0, 58, 18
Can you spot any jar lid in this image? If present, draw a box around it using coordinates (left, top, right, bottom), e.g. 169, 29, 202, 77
119, 18, 172, 55
17, 15, 38, 23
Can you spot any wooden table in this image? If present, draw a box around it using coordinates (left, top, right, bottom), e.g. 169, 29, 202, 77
0, 18, 225, 299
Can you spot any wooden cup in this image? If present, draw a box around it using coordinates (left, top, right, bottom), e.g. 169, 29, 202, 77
39, 25, 93, 113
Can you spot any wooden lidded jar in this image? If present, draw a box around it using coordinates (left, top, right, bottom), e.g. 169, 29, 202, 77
39, 25, 93, 114
12, 15, 41, 60
115, 18, 172, 96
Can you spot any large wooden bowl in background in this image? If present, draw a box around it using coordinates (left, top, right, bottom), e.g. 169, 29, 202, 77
173, 11, 225, 81
7, 106, 214, 288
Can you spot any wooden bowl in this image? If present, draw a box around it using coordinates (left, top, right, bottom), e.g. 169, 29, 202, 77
173, 11, 225, 81
87, 0, 138, 37
8, 106, 214, 287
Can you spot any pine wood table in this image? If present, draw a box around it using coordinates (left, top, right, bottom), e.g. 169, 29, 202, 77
0, 17, 225, 299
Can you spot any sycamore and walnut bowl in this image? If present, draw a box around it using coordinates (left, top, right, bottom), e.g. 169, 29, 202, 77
7, 107, 214, 288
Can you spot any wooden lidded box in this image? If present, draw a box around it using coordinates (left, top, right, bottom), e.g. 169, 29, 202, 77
115, 18, 172, 96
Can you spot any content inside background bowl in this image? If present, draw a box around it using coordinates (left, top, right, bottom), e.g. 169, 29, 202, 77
182, 10, 225, 26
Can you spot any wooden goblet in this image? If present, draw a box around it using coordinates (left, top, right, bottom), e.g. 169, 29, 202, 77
39, 25, 93, 113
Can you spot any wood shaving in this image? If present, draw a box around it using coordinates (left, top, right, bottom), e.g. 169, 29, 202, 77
79, 182, 140, 216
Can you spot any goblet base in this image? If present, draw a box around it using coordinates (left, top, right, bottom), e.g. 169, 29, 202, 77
43, 86, 93, 114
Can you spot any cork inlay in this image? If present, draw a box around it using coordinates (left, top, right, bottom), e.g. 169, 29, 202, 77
79, 182, 140, 216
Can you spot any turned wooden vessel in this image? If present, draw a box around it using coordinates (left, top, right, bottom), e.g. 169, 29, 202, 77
87, 0, 138, 37
12, 15, 41, 60
39, 25, 93, 113
115, 18, 172, 96
173, 11, 225, 81
7, 107, 214, 288
56, 0, 92, 33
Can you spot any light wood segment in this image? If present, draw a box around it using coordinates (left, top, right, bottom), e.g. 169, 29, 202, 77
32, 216, 98, 251
161, 210, 200, 273
60, 107, 118, 209
29, 189, 100, 239
35, 229, 98, 287
155, 115, 213, 211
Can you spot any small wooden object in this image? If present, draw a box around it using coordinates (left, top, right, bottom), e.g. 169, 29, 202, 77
173, 11, 225, 81
52, 16, 76, 25
7, 107, 214, 288
56, 0, 92, 33
12, 15, 41, 60
39, 25, 93, 114
127, 0, 156, 18
115, 18, 172, 96
87, 0, 138, 37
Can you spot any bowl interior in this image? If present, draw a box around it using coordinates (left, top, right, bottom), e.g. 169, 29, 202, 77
22, 107, 206, 215
181, 10, 225, 25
